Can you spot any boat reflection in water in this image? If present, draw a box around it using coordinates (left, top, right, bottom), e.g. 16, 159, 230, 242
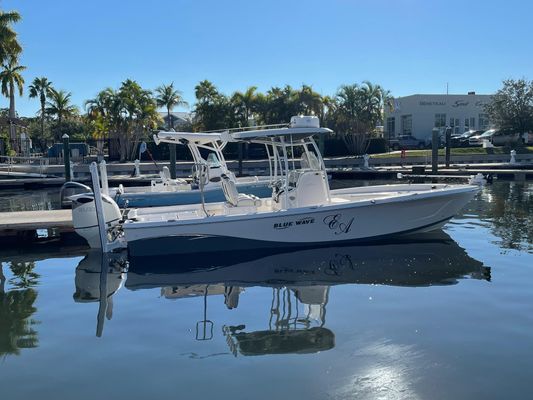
75, 231, 490, 354
73, 252, 127, 337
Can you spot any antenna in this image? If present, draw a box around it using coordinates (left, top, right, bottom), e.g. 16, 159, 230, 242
446, 82, 449, 95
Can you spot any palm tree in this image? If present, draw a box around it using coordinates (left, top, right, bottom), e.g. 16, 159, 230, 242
154, 82, 188, 130
194, 80, 219, 104
0, 10, 21, 64
298, 84, 323, 116
86, 80, 160, 161
46, 89, 78, 140
231, 86, 257, 126
28, 77, 54, 144
0, 56, 25, 152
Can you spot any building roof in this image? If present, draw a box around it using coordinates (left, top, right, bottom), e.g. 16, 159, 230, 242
159, 111, 192, 122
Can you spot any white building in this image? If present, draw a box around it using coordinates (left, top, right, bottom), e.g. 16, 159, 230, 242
384, 93, 492, 142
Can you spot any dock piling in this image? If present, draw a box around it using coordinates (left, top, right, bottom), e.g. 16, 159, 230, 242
169, 143, 177, 179
63, 134, 71, 181
432, 129, 439, 174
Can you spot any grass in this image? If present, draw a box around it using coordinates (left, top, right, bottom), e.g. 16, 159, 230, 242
372, 146, 533, 158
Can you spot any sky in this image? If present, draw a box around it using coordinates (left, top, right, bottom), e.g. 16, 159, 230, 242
2, 0, 533, 117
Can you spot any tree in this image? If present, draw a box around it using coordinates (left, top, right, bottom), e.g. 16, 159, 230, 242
262, 85, 299, 124
486, 79, 533, 135
231, 86, 258, 126
154, 82, 188, 130
85, 80, 161, 161
193, 80, 232, 131
0, 56, 25, 152
28, 77, 54, 146
26, 117, 52, 151
332, 82, 390, 155
0, 10, 21, 64
46, 89, 79, 141
195, 80, 219, 104
297, 84, 323, 116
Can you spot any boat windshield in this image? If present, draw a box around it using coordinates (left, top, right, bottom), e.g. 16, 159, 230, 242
206, 152, 222, 168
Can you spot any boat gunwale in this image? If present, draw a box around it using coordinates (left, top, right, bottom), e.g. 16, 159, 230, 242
122, 185, 478, 230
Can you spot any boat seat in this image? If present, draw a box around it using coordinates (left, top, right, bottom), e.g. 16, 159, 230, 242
221, 174, 261, 207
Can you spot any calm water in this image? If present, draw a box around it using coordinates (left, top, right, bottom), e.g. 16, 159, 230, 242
0, 181, 532, 399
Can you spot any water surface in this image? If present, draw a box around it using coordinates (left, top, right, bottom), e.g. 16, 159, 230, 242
0, 181, 532, 399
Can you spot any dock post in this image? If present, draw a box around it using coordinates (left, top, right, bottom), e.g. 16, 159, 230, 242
62, 134, 71, 181
431, 128, 439, 174
134, 159, 140, 177
169, 143, 177, 179
238, 143, 243, 176
90, 162, 109, 252
445, 127, 451, 168
510, 150, 516, 164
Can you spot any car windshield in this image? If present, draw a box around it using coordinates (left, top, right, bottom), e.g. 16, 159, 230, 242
461, 131, 476, 138
480, 130, 496, 138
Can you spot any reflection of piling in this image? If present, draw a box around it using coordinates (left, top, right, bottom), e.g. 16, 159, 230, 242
431, 129, 439, 174
96, 253, 109, 338
169, 143, 177, 179
62, 134, 71, 181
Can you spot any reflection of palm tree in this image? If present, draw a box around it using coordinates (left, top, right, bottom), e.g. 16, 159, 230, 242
0, 262, 40, 357
8, 261, 39, 289
0, 288, 39, 357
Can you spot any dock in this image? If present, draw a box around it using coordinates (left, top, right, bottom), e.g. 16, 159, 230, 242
0, 209, 76, 245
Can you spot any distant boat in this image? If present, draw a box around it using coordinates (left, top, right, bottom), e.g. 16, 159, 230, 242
61, 130, 271, 209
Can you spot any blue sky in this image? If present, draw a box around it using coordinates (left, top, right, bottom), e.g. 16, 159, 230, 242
3, 0, 533, 116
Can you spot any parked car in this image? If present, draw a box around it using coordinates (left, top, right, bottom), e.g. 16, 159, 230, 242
468, 129, 496, 146
389, 135, 426, 150
491, 131, 530, 146
451, 130, 484, 147
469, 129, 530, 147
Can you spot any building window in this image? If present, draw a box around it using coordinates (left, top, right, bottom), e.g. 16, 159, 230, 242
401, 115, 412, 135
386, 117, 395, 137
479, 114, 489, 130
465, 117, 477, 132
450, 118, 460, 134
434, 114, 446, 128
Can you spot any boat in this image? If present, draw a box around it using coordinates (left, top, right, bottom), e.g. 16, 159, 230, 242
62, 130, 272, 208
71, 116, 479, 253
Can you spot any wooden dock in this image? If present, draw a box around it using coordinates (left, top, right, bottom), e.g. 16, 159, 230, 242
0, 209, 73, 232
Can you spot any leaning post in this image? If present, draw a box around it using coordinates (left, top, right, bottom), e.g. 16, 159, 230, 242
62, 134, 71, 181
431, 128, 439, 174
169, 143, 177, 179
